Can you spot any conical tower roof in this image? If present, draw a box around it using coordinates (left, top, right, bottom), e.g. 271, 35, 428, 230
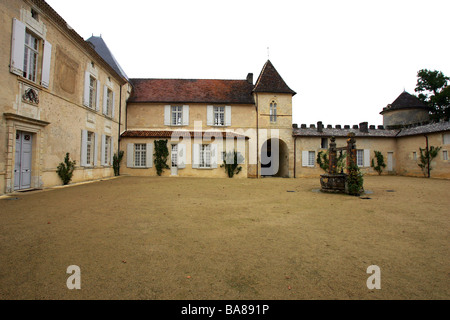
253, 60, 296, 95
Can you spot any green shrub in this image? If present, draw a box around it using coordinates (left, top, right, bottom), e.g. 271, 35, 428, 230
56, 153, 76, 185
113, 150, 124, 176
347, 162, 364, 196
220, 151, 243, 178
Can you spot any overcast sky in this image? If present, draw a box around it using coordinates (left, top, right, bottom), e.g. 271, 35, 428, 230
45, 0, 450, 126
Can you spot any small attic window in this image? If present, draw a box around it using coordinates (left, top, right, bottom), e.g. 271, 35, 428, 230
91, 61, 95, 68
31, 8, 39, 20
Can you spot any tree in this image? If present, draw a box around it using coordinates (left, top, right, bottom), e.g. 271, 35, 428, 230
113, 150, 124, 176
414, 69, 450, 121
371, 150, 386, 175
56, 153, 76, 185
418, 145, 441, 178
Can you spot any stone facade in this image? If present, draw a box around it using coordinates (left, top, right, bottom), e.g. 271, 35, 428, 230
0, 0, 130, 194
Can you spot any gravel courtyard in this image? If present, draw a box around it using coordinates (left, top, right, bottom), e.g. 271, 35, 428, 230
0, 175, 448, 300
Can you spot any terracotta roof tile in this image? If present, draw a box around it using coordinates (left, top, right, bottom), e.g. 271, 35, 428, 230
128, 78, 255, 104
121, 130, 248, 139
253, 60, 296, 95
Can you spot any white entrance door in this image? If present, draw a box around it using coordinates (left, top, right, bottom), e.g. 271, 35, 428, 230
14, 131, 33, 190
387, 152, 394, 172
171, 144, 178, 176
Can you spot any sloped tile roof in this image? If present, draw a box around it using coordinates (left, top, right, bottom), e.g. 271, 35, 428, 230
293, 127, 399, 138
396, 120, 450, 137
121, 130, 248, 139
253, 60, 296, 95
86, 36, 129, 81
381, 91, 431, 114
128, 78, 255, 104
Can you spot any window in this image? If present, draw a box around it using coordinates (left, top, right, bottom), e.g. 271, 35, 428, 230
31, 8, 39, 20
105, 88, 113, 116
357, 150, 364, 167
10, 19, 52, 87
443, 150, 448, 161
214, 106, 225, 126
86, 131, 94, 165
171, 106, 183, 126
171, 144, 178, 167
308, 151, 315, 167
134, 144, 147, 167
443, 133, 450, 145
199, 144, 211, 168
270, 101, 277, 122
88, 76, 97, 109
23, 31, 39, 82
321, 138, 328, 149
413, 152, 417, 161
104, 136, 111, 165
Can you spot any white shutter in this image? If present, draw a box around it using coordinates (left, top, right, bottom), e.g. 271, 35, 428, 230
364, 149, 371, 167
103, 86, 108, 115
178, 144, 186, 169
146, 143, 153, 168
302, 150, 309, 167
101, 134, 106, 165
93, 133, 98, 167
41, 40, 52, 88
96, 80, 101, 111
10, 18, 25, 76
182, 105, 189, 126
192, 144, 200, 168
164, 105, 171, 126
211, 144, 218, 168
225, 106, 231, 126
207, 105, 214, 126
110, 139, 114, 166
83, 72, 90, 107
111, 91, 116, 118
81, 130, 88, 166
127, 143, 134, 168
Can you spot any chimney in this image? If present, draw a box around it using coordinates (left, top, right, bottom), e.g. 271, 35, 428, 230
246, 73, 253, 84
359, 122, 368, 133
317, 121, 323, 132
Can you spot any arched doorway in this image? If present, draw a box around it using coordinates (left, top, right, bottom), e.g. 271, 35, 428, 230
261, 138, 289, 177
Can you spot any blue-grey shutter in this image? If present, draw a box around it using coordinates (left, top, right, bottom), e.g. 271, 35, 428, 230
10, 18, 25, 76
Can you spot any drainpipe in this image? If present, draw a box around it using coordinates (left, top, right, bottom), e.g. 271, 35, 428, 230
425, 134, 430, 178
255, 93, 259, 178
117, 83, 123, 176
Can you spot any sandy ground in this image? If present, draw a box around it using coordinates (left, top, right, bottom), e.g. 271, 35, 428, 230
0, 175, 449, 300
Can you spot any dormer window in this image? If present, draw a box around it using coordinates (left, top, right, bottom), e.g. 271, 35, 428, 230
31, 8, 39, 20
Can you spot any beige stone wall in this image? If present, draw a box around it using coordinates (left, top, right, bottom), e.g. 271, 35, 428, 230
0, 0, 129, 194
396, 133, 450, 178
382, 108, 430, 127
120, 137, 248, 178
294, 136, 398, 178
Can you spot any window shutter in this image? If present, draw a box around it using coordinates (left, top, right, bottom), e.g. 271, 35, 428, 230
211, 144, 218, 168
364, 149, 371, 167
127, 143, 134, 168
192, 144, 199, 168
164, 105, 171, 126
10, 18, 25, 76
302, 150, 309, 167
182, 105, 189, 126
80, 130, 88, 166
110, 138, 114, 166
83, 72, 90, 107
103, 86, 108, 115
41, 40, 52, 88
146, 143, 153, 168
178, 144, 186, 169
207, 105, 214, 126
225, 106, 231, 126
93, 133, 98, 167
96, 80, 101, 111
101, 134, 106, 165
111, 91, 116, 118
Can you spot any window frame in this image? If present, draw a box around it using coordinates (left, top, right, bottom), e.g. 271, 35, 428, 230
171, 106, 183, 126
104, 135, 111, 165
88, 75, 97, 110
443, 150, 448, 161
356, 149, 364, 167
199, 144, 211, 168
270, 101, 277, 123
23, 31, 39, 82
134, 144, 147, 168
308, 151, 315, 167
86, 131, 94, 166
214, 106, 225, 126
